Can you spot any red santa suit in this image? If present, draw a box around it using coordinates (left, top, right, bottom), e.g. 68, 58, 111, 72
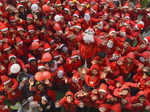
67, 70, 83, 92
58, 91, 79, 112
0, 75, 21, 102
26, 54, 37, 74
8, 54, 26, 75
85, 64, 100, 88
77, 28, 98, 60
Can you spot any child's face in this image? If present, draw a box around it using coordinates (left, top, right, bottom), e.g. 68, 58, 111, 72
41, 99, 47, 105
92, 69, 98, 75
66, 96, 73, 103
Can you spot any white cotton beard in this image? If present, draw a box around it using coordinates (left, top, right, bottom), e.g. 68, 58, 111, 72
107, 40, 114, 48
83, 33, 95, 44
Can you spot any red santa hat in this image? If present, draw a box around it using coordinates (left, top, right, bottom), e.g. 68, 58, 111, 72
28, 25, 35, 32
16, 3, 24, 9
68, 0, 75, 6
0, 24, 8, 32
8, 54, 16, 61
91, 4, 98, 13
72, 23, 81, 29
53, 23, 62, 33
17, 26, 24, 31
3, 43, 11, 52
43, 43, 51, 52
115, 76, 124, 84
144, 36, 150, 44
109, 1, 115, 9
110, 17, 115, 23
65, 91, 73, 97
124, 13, 130, 19
136, 2, 141, 9
98, 83, 108, 93
15, 37, 23, 46
84, 10, 90, 16
31, 41, 40, 50
30, 0, 40, 4
71, 50, 80, 59
1, 75, 11, 85
136, 21, 144, 30
126, 52, 135, 59
42, 4, 51, 13
33, 36, 39, 42
90, 64, 99, 71
43, 0, 50, 4
28, 53, 36, 62
53, 51, 60, 59
101, 0, 107, 4
41, 52, 52, 63
38, 63, 45, 70
9, 16, 16, 22
27, 14, 33, 20
120, 26, 126, 32
73, 10, 80, 18
55, 0, 61, 6
114, 12, 120, 18
64, 5, 70, 13
123, 2, 129, 8
109, 28, 116, 35
139, 51, 150, 63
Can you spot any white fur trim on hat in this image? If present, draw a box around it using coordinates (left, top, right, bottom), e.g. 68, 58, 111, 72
33, 39, 39, 42
109, 31, 116, 35
17, 28, 24, 31
59, 44, 65, 49
64, 8, 70, 12
28, 57, 36, 62
123, 6, 129, 8
91, 8, 96, 13
38, 65, 45, 70
72, 25, 81, 29
98, 89, 106, 93
17, 4, 24, 9
41, 96, 47, 101
1, 28, 8, 32
4, 47, 11, 51
73, 14, 79, 17
4, 79, 11, 85
54, 15, 61, 22
44, 48, 51, 52
28, 30, 35, 32
144, 38, 148, 44
17, 41, 23, 46
71, 55, 80, 59
9, 56, 16, 60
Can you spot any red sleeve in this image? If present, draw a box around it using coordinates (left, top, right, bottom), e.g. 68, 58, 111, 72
74, 99, 80, 105
125, 82, 138, 88
91, 18, 100, 23
11, 79, 18, 90
17, 59, 25, 70
58, 97, 66, 106
113, 88, 121, 97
